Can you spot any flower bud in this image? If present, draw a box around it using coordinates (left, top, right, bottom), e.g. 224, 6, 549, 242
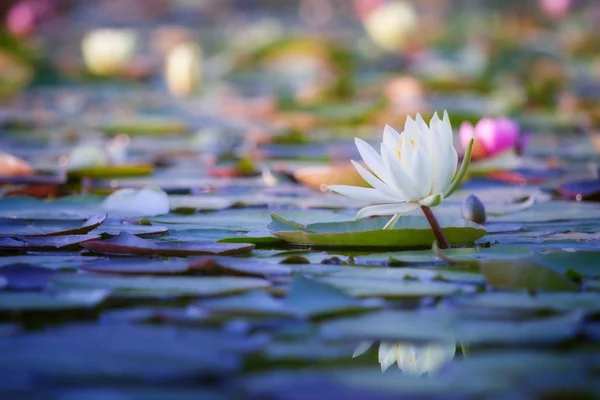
460, 117, 520, 160
462, 194, 486, 224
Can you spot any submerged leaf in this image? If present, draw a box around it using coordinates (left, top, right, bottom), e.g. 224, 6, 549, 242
81, 232, 255, 256
480, 259, 580, 292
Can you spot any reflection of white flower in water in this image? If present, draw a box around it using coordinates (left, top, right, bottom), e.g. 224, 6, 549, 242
353, 341, 456, 375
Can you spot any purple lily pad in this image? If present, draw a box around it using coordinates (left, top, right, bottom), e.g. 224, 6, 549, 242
94, 224, 169, 237
80, 259, 190, 275
0, 234, 102, 251
0, 214, 107, 237
188, 256, 291, 278
559, 179, 600, 201
0, 264, 55, 290
81, 232, 255, 256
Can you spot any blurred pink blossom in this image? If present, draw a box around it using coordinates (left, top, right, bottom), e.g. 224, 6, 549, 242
460, 118, 521, 159
539, 0, 573, 20
353, 0, 386, 21
7, 0, 54, 37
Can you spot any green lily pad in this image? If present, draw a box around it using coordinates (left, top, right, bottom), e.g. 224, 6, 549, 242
534, 252, 600, 278
268, 215, 486, 248
68, 164, 154, 179
354, 245, 533, 265
480, 258, 580, 292
218, 229, 283, 245
100, 119, 188, 136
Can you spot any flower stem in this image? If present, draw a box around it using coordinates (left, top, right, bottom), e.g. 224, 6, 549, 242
420, 206, 450, 249
383, 213, 401, 230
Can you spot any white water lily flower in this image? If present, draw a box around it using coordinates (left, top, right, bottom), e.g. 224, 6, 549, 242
102, 187, 170, 217
329, 112, 472, 221
353, 341, 456, 375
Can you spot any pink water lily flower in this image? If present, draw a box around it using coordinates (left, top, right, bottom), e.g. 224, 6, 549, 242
459, 118, 520, 160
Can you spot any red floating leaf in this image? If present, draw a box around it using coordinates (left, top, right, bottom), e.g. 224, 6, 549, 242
81, 232, 255, 256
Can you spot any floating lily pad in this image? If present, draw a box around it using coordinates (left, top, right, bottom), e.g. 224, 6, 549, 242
169, 195, 237, 212
479, 258, 580, 292
53, 273, 270, 297
534, 252, 600, 278
68, 164, 154, 179
451, 292, 600, 315
0, 264, 55, 290
0, 234, 102, 251
268, 215, 486, 248
319, 276, 475, 298
0, 255, 105, 270
94, 223, 169, 237
81, 232, 255, 256
354, 245, 533, 265
558, 179, 600, 201
188, 257, 290, 278
491, 201, 600, 223
325, 268, 484, 285
0, 214, 106, 237
194, 290, 292, 318
0, 325, 259, 382
284, 276, 376, 318
0, 289, 110, 312
217, 229, 283, 245
80, 259, 190, 275
321, 310, 581, 345
101, 119, 188, 136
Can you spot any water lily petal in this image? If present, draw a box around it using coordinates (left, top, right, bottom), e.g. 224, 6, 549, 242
381, 143, 419, 200
355, 202, 419, 219
444, 138, 472, 198
415, 113, 430, 135
399, 128, 417, 171
383, 125, 402, 151
328, 184, 397, 203
441, 110, 454, 148
352, 341, 375, 358
441, 146, 459, 194
379, 342, 400, 372
412, 342, 456, 375
354, 138, 388, 182
397, 345, 420, 375
410, 146, 433, 198
351, 160, 401, 199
